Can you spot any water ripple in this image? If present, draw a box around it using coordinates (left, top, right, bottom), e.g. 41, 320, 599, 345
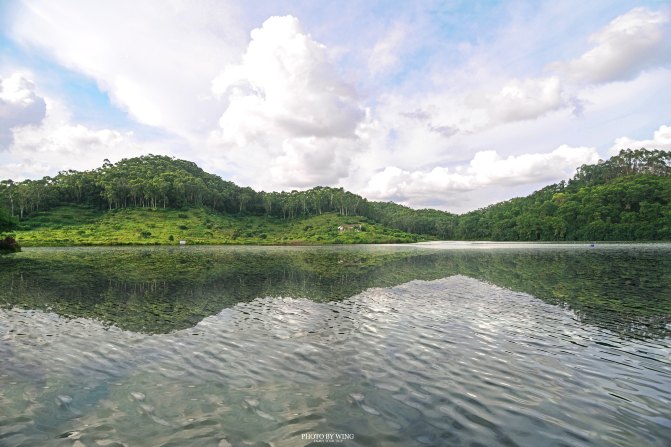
1, 275, 670, 446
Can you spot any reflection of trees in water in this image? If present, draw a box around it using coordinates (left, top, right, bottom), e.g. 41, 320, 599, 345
449, 248, 671, 340
0, 246, 669, 338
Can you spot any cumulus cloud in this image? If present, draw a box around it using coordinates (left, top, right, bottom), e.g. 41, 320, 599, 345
393, 75, 568, 140
551, 7, 671, 84
365, 145, 599, 205
9, 0, 243, 134
3, 123, 142, 180
461, 76, 571, 130
12, 122, 129, 157
608, 124, 671, 156
0, 95, 149, 180
269, 137, 354, 187
211, 15, 368, 188
0, 73, 47, 147
213, 15, 364, 141
487, 76, 565, 123
368, 75, 569, 169
359, 74, 572, 180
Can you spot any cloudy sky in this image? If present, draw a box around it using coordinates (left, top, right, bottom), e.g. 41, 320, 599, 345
1, 0, 670, 213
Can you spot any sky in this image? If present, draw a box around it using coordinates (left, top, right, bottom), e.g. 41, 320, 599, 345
1, 0, 670, 213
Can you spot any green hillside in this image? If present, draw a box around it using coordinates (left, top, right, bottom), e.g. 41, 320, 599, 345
0, 148, 669, 246
13, 206, 425, 246
453, 149, 671, 241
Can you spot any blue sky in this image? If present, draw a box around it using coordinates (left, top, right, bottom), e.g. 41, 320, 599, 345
1, 0, 670, 212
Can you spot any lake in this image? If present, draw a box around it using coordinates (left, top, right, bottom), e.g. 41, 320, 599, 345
1, 243, 670, 446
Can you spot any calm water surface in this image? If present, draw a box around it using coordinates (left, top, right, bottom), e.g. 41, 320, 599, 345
0, 243, 670, 446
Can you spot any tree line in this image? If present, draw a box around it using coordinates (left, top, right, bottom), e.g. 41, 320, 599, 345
0, 155, 382, 221
0, 149, 669, 241
453, 149, 671, 241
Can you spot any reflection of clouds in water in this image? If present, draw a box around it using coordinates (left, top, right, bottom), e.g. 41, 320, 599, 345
1, 276, 670, 447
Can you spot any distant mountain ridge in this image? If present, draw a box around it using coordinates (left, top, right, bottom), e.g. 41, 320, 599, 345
0, 148, 669, 242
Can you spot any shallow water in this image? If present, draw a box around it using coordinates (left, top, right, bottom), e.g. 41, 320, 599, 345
1, 244, 670, 446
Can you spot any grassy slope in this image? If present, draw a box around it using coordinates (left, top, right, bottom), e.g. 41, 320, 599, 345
15, 205, 431, 246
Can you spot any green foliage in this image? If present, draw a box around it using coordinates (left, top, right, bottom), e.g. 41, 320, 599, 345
1, 149, 669, 244
12, 206, 426, 246
0, 207, 17, 232
0, 236, 20, 254
569, 148, 670, 188
0, 206, 20, 254
452, 149, 671, 241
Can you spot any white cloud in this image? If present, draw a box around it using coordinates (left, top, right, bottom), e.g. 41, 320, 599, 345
368, 24, 408, 76
608, 124, 671, 156
487, 76, 565, 123
0, 73, 47, 147
211, 15, 368, 189
0, 97, 149, 180
9, 0, 244, 135
365, 145, 599, 206
374, 75, 568, 151
213, 15, 364, 140
269, 137, 354, 187
550, 7, 671, 84
351, 74, 571, 181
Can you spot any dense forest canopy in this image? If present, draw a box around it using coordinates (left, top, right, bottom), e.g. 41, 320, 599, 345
459, 149, 671, 241
0, 148, 669, 241
0, 207, 17, 233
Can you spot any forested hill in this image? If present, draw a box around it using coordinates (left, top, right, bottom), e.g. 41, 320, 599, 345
1, 156, 370, 217
458, 149, 671, 241
0, 148, 670, 242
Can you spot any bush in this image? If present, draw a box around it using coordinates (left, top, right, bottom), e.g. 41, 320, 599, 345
0, 236, 21, 254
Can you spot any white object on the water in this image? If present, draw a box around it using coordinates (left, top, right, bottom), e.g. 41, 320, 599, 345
361, 404, 380, 415
244, 398, 259, 408
256, 409, 275, 421
56, 395, 72, 406
179, 240, 186, 245
130, 392, 145, 401
150, 414, 171, 426
65, 431, 81, 439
